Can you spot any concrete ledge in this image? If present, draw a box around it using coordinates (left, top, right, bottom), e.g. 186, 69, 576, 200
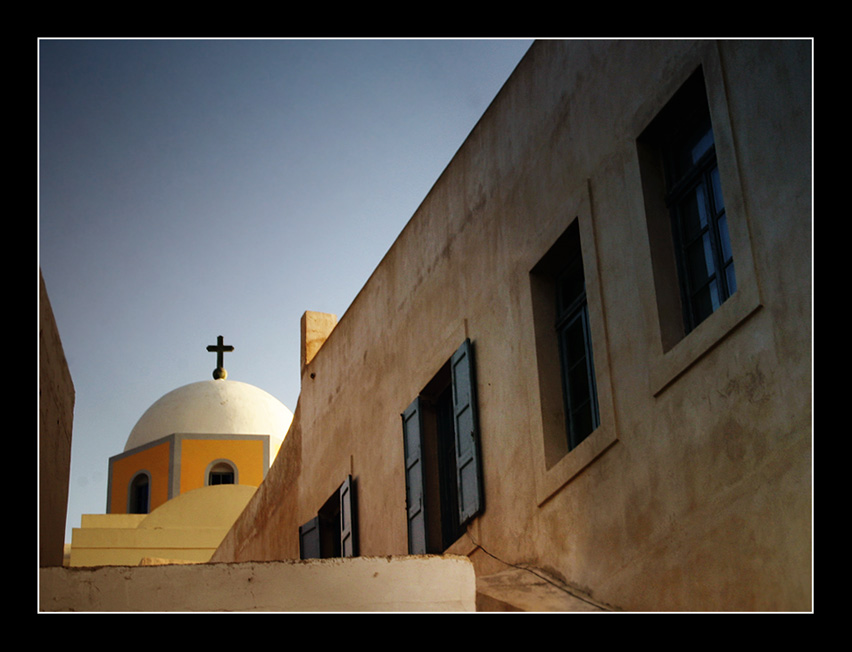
40, 555, 476, 612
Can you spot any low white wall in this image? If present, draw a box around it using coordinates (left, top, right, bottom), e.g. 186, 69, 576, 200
40, 555, 476, 612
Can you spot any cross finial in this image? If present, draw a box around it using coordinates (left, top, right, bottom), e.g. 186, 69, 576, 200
206, 335, 234, 380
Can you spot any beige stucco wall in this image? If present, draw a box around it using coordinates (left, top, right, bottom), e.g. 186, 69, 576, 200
40, 555, 476, 612
39, 270, 75, 568
214, 40, 811, 611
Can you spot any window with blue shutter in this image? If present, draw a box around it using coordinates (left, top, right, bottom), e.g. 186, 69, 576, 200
402, 338, 483, 554
451, 338, 483, 523
299, 516, 320, 559
402, 398, 428, 554
339, 475, 357, 557
299, 475, 358, 559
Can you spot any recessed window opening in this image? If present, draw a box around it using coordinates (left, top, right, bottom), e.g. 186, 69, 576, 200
128, 472, 150, 514
317, 489, 343, 558
299, 476, 358, 559
665, 110, 735, 331
554, 225, 600, 451
402, 339, 483, 554
422, 363, 464, 551
639, 67, 736, 339
531, 220, 600, 461
208, 461, 235, 486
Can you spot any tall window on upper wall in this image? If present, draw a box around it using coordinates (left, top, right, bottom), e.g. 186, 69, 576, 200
639, 68, 736, 339
555, 223, 600, 450
531, 219, 600, 459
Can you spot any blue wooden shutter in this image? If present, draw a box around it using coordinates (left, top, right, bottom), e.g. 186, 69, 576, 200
451, 338, 484, 524
402, 397, 428, 554
299, 516, 320, 560
339, 475, 357, 557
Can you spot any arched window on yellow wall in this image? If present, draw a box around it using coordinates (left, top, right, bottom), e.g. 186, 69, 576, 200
207, 460, 237, 486
128, 472, 151, 514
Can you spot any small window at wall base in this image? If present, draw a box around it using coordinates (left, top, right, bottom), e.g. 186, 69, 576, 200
402, 338, 483, 555
299, 475, 358, 559
639, 67, 736, 341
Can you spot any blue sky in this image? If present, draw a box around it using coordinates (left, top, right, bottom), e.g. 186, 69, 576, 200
38, 38, 534, 541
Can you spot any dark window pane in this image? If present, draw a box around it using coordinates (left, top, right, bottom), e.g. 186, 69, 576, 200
717, 214, 734, 263
568, 359, 592, 407
679, 187, 708, 241
210, 472, 234, 485
725, 263, 737, 295
685, 233, 717, 286
571, 402, 595, 443
557, 257, 586, 315
563, 315, 587, 365
558, 308, 598, 449
130, 475, 149, 514
553, 223, 599, 452
652, 69, 735, 336
670, 123, 713, 181
711, 165, 724, 213
690, 125, 714, 165
691, 279, 721, 325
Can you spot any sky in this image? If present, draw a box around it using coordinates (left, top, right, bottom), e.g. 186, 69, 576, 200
38, 37, 534, 542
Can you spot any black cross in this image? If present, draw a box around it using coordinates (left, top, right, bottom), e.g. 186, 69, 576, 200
207, 335, 234, 378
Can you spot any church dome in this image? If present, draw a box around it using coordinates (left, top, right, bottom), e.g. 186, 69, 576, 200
125, 379, 293, 458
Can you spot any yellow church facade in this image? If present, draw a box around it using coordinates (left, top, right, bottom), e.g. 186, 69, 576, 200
68, 359, 293, 567
107, 433, 272, 515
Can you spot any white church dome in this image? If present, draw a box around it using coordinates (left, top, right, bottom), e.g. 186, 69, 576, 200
125, 379, 293, 458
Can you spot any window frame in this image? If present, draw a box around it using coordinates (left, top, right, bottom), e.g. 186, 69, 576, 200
128, 471, 151, 514
554, 224, 601, 451
205, 459, 238, 486
657, 71, 737, 335
299, 475, 358, 559
636, 48, 762, 396
402, 338, 483, 555
525, 185, 619, 506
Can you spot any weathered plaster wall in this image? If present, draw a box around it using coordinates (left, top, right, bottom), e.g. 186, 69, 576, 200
214, 40, 811, 611
40, 555, 476, 612
39, 270, 75, 567
212, 410, 304, 562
